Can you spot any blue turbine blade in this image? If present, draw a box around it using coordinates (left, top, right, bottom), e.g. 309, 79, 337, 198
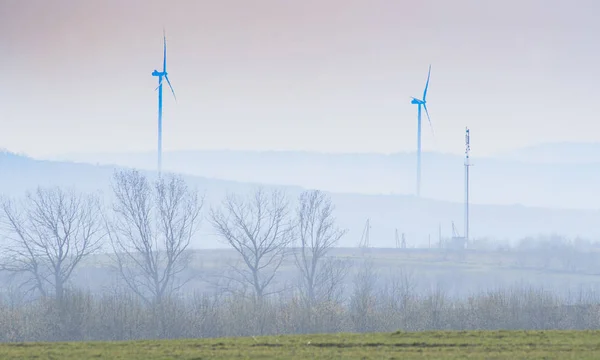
163, 29, 167, 72
423, 103, 434, 137
165, 75, 177, 102
423, 64, 431, 102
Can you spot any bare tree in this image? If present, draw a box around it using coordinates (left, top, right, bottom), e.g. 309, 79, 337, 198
350, 259, 379, 332
294, 190, 347, 307
378, 268, 418, 331
0, 187, 104, 302
106, 170, 203, 306
310, 257, 349, 305
210, 188, 293, 301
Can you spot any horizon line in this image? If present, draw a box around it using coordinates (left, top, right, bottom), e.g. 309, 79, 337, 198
19, 140, 600, 160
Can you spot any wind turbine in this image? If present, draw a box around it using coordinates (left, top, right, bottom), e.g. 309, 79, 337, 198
152, 30, 177, 175
410, 65, 434, 197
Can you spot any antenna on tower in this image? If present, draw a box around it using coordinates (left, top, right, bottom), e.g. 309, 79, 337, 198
464, 127, 472, 243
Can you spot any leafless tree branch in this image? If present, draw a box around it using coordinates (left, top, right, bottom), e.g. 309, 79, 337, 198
105, 169, 204, 306
294, 190, 347, 306
0, 187, 104, 302
210, 188, 293, 301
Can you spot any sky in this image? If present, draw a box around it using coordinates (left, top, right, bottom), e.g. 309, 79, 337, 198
1, 0, 600, 158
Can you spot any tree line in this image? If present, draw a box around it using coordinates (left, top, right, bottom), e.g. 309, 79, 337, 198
0, 169, 350, 338
0, 270, 598, 342
1, 169, 599, 342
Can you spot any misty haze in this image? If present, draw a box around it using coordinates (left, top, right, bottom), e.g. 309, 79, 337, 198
2, 0, 600, 357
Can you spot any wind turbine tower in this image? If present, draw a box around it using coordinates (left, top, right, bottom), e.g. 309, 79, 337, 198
152, 31, 177, 175
410, 65, 434, 197
464, 127, 471, 241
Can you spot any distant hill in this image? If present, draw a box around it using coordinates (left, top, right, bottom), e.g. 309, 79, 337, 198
496, 142, 600, 164
53, 147, 600, 209
0, 150, 285, 207
3, 151, 600, 247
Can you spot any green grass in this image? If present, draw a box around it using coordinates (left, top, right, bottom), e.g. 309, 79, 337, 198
1, 330, 600, 359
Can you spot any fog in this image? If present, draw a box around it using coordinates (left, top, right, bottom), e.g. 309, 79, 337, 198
5, 150, 600, 249
53, 144, 600, 209
1, 150, 600, 341
3, 0, 600, 343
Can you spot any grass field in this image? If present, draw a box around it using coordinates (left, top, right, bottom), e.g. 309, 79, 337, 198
1, 330, 599, 359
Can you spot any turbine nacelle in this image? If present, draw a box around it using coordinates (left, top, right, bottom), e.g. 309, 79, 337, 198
411, 97, 425, 105
152, 70, 166, 77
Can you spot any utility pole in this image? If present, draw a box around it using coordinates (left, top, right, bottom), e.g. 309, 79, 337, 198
464, 127, 471, 242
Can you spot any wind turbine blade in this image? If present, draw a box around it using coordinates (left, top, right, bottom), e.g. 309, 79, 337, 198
165, 75, 177, 102
155, 77, 163, 91
423, 103, 434, 137
423, 64, 431, 102
163, 30, 167, 72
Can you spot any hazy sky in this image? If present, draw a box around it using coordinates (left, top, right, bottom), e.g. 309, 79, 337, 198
2, 0, 599, 157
